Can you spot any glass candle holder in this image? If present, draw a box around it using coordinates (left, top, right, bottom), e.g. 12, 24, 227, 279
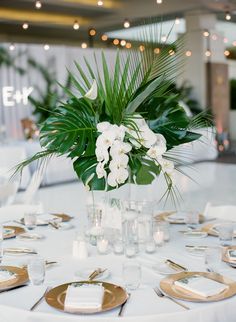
97, 236, 109, 254
24, 213, 37, 230
87, 204, 103, 246
145, 238, 156, 254
153, 225, 165, 246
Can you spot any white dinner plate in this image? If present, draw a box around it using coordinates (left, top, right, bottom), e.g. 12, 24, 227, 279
74, 267, 110, 280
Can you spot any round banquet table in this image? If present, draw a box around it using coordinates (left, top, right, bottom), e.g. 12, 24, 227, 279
1, 162, 236, 322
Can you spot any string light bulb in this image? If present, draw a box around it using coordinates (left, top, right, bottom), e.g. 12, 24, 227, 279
139, 45, 145, 52
9, 44, 15, 51
175, 17, 180, 25
113, 39, 119, 45
185, 50, 192, 57
22, 22, 29, 30
81, 42, 87, 49
44, 44, 50, 51
35, 0, 42, 9
97, 0, 103, 6
89, 28, 96, 36
224, 50, 230, 56
73, 20, 80, 30
203, 30, 210, 37
126, 42, 132, 49
156, 0, 163, 3
120, 40, 126, 47
205, 50, 211, 57
124, 19, 130, 28
225, 11, 231, 21
154, 48, 160, 54
101, 34, 108, 41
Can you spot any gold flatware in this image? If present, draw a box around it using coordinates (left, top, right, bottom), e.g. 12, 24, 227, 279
48, 221, 60, 229
165, 259, 187, 271
88, 268, 107, 280
185, 245, 208, 250
4, 248, 37, 255
30, 286, 51, 311
153, 286, 189, 310
118, 293, 130, 317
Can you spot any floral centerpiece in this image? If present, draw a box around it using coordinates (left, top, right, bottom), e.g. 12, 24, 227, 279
16, 26, 211, 199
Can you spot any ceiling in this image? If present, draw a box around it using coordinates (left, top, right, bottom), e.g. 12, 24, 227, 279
0, 0, 236, 45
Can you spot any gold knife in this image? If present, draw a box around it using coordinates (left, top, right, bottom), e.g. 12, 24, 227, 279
165, 259, 187, 271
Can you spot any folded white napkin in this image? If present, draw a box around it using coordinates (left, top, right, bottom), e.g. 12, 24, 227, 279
204, 203, 236, 222
175, 275, 228, 297
64, 283, 104, 312
0, 269, 16, 283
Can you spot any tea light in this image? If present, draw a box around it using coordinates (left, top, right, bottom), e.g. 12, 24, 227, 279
113, 241, 124, 255
125, 245, 136, 258
153, 230, 164, 246
145, 241, 156, 253
163, 230, 170, 242
97, 238, 109, 254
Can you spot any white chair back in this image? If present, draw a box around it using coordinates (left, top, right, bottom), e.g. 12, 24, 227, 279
203, 202, 236, 222
0, 204, 44, 223
0, 182, 18, 206
19, 169, 45, 204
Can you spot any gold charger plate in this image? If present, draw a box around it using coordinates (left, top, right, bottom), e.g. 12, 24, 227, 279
0, 266, 28, 291
155, 212, 204, 224
222, 246, 236, 265
3, 226, 26, 239
45, 281, 128, 314
160, 271, 236, 302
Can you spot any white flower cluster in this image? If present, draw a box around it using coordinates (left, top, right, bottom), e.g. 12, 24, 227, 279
95, 115, 174, 187
95, 122, 132, 187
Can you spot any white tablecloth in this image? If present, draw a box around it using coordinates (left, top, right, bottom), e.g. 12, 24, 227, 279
1, 161, 236, 322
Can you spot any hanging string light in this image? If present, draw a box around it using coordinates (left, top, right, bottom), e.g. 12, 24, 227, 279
73, 20, 80, 30
101, 34, 108, 41
44, 44, 50, 51
203, 29, 210, 37
9, 43, 15, 51
175, 17, 180, 25
154, 48, 160, 54
113, 39, 119, 45
81, 43, 87, 49
225, 11, 231, 21
22, 22, 29, 29
89, 28, 96, 36
120, 40, 126, 47
156, 0, 163, 4
97, 0, 104, 6
185, 50, 192, 57
224, 50, 230, 57
126, 42, 132, 49
123, 19, 130, 28
35, 1, 42, 9
205, 50, 211, 57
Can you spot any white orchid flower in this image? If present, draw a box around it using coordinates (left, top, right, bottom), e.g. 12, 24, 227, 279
95, 146, 109, 163
139, 126, 157, 148
96, 162, 106, 179
109, 155, 129, 172
132, 114, 146, 127
110, 140, 132, 158
112, 124, 126, 141
96, 131, 116, 148
160, 159, 174, 175
84, 79, 97, 100
107, 172, 118, 187
156, 133, 166, 146
97, 121, 111, 133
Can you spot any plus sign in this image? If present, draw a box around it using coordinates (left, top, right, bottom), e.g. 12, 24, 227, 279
13, 90, 24, 104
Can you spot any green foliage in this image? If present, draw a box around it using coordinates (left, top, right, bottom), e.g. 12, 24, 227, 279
0, 47, 25, 74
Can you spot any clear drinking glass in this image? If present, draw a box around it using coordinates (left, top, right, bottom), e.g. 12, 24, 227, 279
27, 257, 45, 285
122, 260, 141, 291
185, 211, 199, 229
24, 213, 37, 230
87, 204, 103, 246
217, 223, 234, 246
205, 246, 222, 272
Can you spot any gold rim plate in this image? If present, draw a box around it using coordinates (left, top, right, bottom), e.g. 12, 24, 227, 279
160, 271, 236, 302
45, 281, 128, 314
3, 226, 26, 239
0, 266, 28, 291
155, 212, 204, 224
222, 246, 236, 265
